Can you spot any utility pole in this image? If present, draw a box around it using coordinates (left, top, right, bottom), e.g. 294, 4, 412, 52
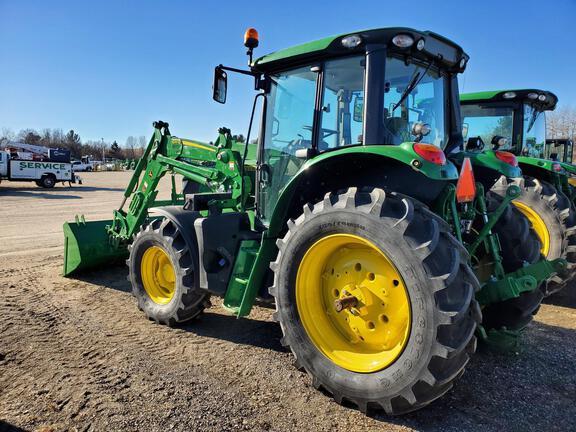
101, 138, 105, 163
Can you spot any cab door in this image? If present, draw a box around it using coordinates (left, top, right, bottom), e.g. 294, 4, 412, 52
257, 66, 318, 222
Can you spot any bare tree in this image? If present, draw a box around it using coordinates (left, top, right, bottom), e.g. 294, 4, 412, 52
548, 106, 576, 141
0, 128, 15, 147
125, 136, 137, 159
138, 135, 147, 151
17, 129, 42, 145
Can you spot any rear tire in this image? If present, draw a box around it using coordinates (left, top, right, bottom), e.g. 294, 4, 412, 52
480, 192, 544, 331
492, 176, 576, 295
127, 218, 210, 325
39, 175, 56, 188
271, 187, 481, 415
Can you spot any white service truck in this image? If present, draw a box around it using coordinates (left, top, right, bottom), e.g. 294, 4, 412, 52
71, 156, 96, 172
0, 150, 81, 188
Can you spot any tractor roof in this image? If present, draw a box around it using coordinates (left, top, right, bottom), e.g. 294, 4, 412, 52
547, 138, 573, 145
252, 27, 468, 74
460, 89, 558, 111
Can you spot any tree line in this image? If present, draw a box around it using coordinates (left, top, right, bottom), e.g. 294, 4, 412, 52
1, 110, 574, 161
548, 107, 576, 144
0, 127, 147, 160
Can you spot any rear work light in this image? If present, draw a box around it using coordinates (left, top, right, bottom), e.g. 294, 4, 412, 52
413, 143, 446, 165
456, 157, 476, 203
494, 151, 518, 167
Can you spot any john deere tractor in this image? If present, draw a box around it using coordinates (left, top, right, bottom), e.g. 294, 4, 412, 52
63, 29, 563, 414
545, 138, 573, 164
461, 90, 576, 295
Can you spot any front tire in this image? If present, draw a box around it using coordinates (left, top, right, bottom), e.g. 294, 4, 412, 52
271, 187, 481, 415
127, 218, 210, 325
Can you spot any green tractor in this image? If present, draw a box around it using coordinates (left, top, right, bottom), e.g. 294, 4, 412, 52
545, 138, 573, 164
461, 90, 576, 295
544, 138, 576, 202
63, 29, 564, 414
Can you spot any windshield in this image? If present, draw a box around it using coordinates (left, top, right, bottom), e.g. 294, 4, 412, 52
522, 104, 546, 157
460, 104, 514, 150
382, 56, 447, 147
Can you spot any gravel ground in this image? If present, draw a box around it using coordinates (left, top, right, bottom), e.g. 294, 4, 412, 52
0, 172, 575, 432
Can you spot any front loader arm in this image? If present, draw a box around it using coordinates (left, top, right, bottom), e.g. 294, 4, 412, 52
106, 122, 248, 244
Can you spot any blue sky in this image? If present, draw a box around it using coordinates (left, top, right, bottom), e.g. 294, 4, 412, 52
1, 0, 575, 145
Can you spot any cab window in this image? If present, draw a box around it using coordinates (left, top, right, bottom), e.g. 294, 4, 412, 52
260, 66, 317, 220
460, 104, 514, 150
319, 56, 365, 149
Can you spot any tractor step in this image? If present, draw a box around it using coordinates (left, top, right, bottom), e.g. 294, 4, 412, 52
222, 240, 260, 315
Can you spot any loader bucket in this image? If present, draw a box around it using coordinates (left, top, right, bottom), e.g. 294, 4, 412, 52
63, 218, 128, 276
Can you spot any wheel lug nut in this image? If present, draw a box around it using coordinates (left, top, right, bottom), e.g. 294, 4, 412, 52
334, 295, 358, 312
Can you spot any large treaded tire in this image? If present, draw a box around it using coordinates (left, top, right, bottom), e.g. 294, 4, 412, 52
127, 217, 210, 325
270, 187, 481, 415
492, 176, 576, 295
480, 191, 545, 331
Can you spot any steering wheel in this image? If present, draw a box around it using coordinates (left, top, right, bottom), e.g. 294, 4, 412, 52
303, 125, 338, 139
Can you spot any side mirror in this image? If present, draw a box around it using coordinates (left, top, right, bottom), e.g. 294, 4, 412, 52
491, 135, 508, 150
462, 122, 469, 140
466, 136, 484, 151
213, 67, 227, 104
353, 95, 364, 122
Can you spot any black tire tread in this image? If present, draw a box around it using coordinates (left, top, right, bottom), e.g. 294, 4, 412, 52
270, 187, 481, 415
127, 217, 209, 326
480, 191, 544, 331
492, 175, 576, 295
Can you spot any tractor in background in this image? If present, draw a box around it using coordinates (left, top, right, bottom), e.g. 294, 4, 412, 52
461, 89, 576, 295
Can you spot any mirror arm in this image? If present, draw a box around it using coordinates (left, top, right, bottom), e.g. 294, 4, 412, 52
217, 64, 259, 78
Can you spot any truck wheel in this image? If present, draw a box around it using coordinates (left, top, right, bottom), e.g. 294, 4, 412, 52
479, 192, 544, 331
492, 176, 576, 295
39, 175, 56, 188
127, 218, 210, 325
270, 187, 481, 414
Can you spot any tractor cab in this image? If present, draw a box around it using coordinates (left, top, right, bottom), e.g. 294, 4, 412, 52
216, 28, 469, 222
460, 89, 558, 164
545, 138, 573, 163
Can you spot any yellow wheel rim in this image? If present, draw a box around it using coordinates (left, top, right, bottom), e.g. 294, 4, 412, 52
141, 245, 176, 305
513, 201, 551, 256
568, 177, 576, 187
296, 234, 411, 373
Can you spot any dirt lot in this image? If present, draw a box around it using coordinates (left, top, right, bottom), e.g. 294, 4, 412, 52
0, 171, 575, 432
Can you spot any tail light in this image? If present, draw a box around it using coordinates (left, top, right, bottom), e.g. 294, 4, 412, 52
494, 151, 518, 167
413, 143, 446, 165
552, 163, 562, 172
456, 157, 476, 203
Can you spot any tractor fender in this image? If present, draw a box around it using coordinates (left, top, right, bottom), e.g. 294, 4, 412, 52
149, 205, 256, 296
449, 150, 522, 190
267, 144, 457, 237
148, 205, 203, 288
516, 157, 563, 185
450, 150, 521, 179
